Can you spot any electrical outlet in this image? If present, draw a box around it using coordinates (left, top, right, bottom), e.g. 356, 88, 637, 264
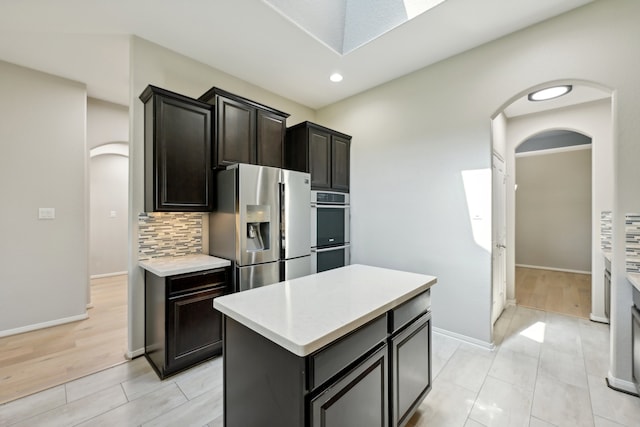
39, 207, 55, 219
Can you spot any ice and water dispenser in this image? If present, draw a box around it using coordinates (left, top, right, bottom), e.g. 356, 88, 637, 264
245, 205, 271, 252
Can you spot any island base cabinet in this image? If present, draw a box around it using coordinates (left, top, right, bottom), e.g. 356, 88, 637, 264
391, 312, 432, 427
310, 345, 388, 427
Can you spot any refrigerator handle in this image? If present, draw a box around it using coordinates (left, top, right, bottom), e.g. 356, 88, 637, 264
280, 182, 285, 259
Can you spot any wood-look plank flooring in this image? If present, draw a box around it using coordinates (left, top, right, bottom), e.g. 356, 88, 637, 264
0, 275, 128, 405
515, 266, 591, 319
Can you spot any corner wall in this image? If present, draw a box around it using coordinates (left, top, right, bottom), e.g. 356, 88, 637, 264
0, 60, 88, 335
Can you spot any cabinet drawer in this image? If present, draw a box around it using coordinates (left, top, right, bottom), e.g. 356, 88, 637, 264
310, 344, 388, 427
309, 314, 387, 390
391, 290, 431, 333
167, 268, 227, 297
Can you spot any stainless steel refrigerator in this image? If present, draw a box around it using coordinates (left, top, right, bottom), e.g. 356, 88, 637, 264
209, 163, 311, 292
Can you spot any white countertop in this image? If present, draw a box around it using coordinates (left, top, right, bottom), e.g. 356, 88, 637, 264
214, 264, 437, 357
628, 273, 640, 293
139, 254, 231, 277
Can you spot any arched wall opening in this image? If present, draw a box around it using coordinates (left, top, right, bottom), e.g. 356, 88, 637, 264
491, 80, 613, 331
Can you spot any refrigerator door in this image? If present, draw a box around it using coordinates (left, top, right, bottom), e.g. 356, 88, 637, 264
281, 169, 311, 260
282, 255, 311, 281
238, 164, 281, 266
237, 262, 281, 292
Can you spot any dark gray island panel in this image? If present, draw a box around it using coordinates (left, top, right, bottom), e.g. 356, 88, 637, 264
223, 317, 306, 427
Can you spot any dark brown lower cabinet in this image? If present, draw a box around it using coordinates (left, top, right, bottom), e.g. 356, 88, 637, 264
391, 313, 431, 427
222, 290, 431, 427
145, 268, 229, 379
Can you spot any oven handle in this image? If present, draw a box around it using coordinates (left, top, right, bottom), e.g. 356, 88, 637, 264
311, 204, 350, 208
311, 244, 350, 253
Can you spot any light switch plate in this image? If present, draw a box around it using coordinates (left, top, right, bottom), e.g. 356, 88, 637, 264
39, 207, 55, 219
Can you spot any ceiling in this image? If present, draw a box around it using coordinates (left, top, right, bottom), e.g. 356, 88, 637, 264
0, 0, 595, 110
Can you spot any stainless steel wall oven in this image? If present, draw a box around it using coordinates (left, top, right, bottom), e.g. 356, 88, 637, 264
311, 191, 350, 273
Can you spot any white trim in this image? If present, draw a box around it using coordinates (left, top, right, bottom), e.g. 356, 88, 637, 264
433, 327, 495, 351
91, 271, 128, 279
0, 313, 89, 338
126, 348, 145, 360
86, 303, 95, 309
590, 313, 609, 324
516, 264, 591, 275
515, 143, 592, 158
506, 299, 516, 307
607, 372, 639, 395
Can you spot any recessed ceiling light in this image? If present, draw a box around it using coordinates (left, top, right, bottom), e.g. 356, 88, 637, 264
329, 73, 343, 83
528, 85, 572, 102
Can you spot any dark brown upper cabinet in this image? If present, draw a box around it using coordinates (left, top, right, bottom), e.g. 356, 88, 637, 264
199, 87, 289, 169
140, 85, 213, 212
285, 121, 351, 192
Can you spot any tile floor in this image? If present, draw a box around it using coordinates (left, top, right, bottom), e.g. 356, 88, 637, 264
1, 305, 639, 426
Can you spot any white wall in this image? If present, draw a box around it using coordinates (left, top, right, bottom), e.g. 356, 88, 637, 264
515, 147, 592, 272
128, 36, 316, 356
0, 60, 88, 335
87, 98, 128, 150
507, 99, 613, 322
316, 0, 639, 382
90, 153, 129, 277
88, 98, 129, 278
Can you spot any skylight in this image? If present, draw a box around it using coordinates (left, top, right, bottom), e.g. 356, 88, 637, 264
263, 0, 448, 55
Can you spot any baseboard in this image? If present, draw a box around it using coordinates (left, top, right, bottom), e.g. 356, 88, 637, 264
91, 271, 128, 279
432, 327, 495, 351
0, 313, 89, 338
506, 299, 516, 307
516, 264, 591, 275
126, 348, 145, 360
606, 373, 639, 396
590, 313, 610, 324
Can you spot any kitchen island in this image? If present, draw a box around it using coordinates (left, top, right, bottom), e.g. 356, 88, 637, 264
214, 264, 437, 427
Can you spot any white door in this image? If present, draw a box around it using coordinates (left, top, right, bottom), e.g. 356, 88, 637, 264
492, 153, 507, 325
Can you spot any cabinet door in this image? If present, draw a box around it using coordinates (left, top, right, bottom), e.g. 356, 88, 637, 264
217, 95, 256, 166
309, 128, 331, 190
391, 313, 431, 427
166, 284, 227, 373
310, 345, 388, 427
154, 95, 212, 211
331, 135, 350, 192
257, 109, 285, 168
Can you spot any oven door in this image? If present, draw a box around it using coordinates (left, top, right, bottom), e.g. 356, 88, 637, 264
311, 205, 350, 248
311, 244, 351, 273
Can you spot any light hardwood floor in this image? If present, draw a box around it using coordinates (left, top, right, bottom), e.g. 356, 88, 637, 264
0, 275, 128, 405
515, 266, 591, 319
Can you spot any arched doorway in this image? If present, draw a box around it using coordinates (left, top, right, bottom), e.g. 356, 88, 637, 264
514, 130, 592, 317
491, 81, 613, 335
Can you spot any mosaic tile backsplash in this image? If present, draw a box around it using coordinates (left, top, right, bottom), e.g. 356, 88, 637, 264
601, 210, 612, 252
626, 213, 640, 273
138, 212, 203, 260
